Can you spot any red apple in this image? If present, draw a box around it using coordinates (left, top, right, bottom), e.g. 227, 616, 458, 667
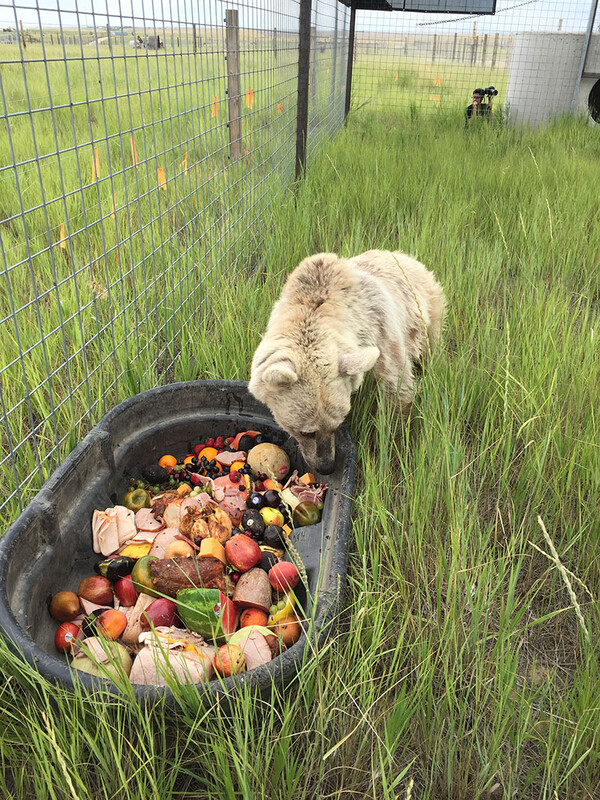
140, 598, 178, 631
78, 575, 113, 606
224, 534, 262, 573
114, 574, 139, 607
213, 643, 246, 677
268, 562, 300, 592
55, 622, 82, 653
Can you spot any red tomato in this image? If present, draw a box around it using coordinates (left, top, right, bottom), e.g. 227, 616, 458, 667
54, 622, 81, 653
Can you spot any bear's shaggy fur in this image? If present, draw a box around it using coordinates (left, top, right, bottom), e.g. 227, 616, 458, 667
249, 250, 446, 474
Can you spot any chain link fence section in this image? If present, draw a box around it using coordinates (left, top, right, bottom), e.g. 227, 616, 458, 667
349, 0, 600, 125
0, 0, 349, 527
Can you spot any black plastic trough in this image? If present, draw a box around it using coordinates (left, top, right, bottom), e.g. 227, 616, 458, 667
0, 381, 356, 704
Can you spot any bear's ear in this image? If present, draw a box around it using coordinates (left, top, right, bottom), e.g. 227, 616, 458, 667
262, 359, 298, 387
338, 347, 380, 376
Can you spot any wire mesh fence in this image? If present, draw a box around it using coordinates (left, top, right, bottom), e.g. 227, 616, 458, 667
1, 0, 599, 528
350, 0, 600, 126
0, 0, 349, 526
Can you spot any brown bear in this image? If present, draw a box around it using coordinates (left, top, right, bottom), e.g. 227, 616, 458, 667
249, 250, 446, 474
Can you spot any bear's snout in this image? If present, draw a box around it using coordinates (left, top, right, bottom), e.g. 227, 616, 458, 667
314, 433, 336, 475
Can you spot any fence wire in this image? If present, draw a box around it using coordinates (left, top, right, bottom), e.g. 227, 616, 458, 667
0, 0, 349, 526
1, 0, 599, 527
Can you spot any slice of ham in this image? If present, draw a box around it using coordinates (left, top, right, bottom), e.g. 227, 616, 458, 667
135, 508, 165, 533
148, 528, 182, 558
79, 598, 112, 616
92, 506, 137, 556
92, 509, 119, 556
72, 636, 119, 662
180, 497, 204, 518
212, 475, 248, 526
233, 628, 272, 670
215, 450, 246, 467
130, 627, 215, 685
290, 485, 328, 506
115, 506, 137, 545
122, 592, 155, 646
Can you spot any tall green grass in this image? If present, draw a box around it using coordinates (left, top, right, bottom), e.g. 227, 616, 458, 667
0, 112, 599, 798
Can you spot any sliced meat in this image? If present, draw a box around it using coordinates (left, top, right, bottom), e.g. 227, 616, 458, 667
149, 556, 225, 598
215, 450, 246, 467
148, 528, 182, 558
115, 506, 137, 545
92, 509, 119, 556
151, 491, 181, 519
213, 475, 248, 526
122, 592, 155, 646
135, 508, 165, 533
129, 639, 214, 685
233, 628, 273, 671
180, 497, 204, 518
79, 598, 112, 616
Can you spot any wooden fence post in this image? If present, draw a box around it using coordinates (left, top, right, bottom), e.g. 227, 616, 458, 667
20, 20, 26, 49
296, 0, 313, 177
452, 32, 457, 61
193, 23, 197, 53
432, 34, 437, 63
481, 33, 488, 65
273, 27, 277, 61
491, 32, 499, 68
225, 10, 242, 162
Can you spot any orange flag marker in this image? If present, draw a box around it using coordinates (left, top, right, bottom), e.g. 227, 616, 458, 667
211, 96, 218, 118
180, 152, 188, 173
395, 73, 398, 82
243, 148, 250, 166
277, 103, 282, 114
59, 223, 67, 249
434, 76, 441, 87
130, 133, 138, 166
157, 168, 166, 191
244, 88, 254, 109
91, 146, 100, 181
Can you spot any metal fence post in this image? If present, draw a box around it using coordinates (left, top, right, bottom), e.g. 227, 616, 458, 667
344, 2, 356, 120
331, 1, 339, 112
226, 10, 242, 162
295, 0, 313, 179
310, 26, 317, 101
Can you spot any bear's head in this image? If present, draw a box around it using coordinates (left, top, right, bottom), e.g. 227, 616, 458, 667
248, 343, 379, 474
